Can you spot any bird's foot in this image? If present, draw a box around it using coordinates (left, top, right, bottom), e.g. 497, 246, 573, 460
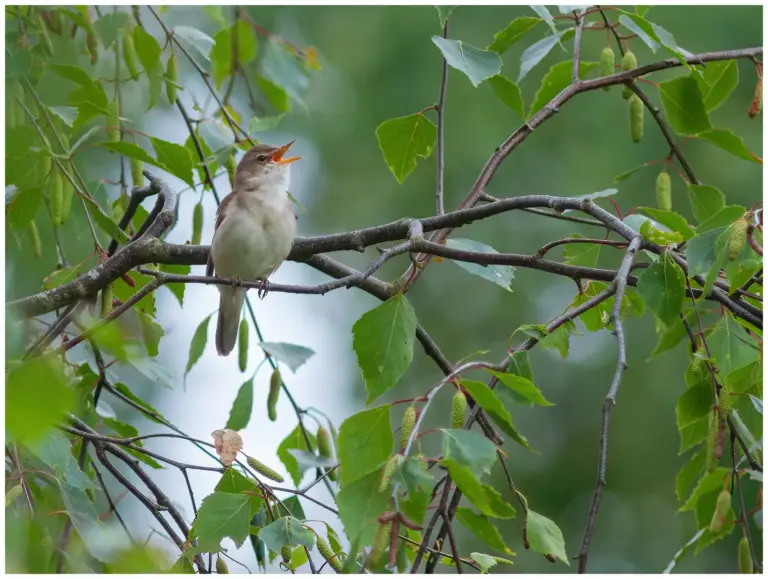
256, 278, 271, 300
230, 276, 242, 289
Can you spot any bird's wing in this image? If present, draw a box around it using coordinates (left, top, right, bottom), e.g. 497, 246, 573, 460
207, 191, 237, 277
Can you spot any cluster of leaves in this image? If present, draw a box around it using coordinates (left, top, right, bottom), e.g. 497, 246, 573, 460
4, 3, 762, 575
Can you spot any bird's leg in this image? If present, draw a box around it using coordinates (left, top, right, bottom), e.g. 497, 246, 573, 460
257, 264, 279, 299
230, 276, 242, 288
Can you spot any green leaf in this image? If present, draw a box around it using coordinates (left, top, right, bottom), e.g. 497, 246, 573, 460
526, 510, 569, 565
676, 381, 712, 429
639, 218, 684, 245
637, 208, 695, 241
697, 129, 759, 164
563, 238, 601, 268
487, 16, 541, 54
518, 321, 578, 358
113, 271, 155, 316
159, 263, 191, 306
518, 29, 574, 82
249, 114, 285, 134
432, 37, 501, 87
376, 113, 437, 184
658, 76, 712, 136
256, 76, 291, 114
59, 481, 107, 557
443, 460, 516, 518
225, 378, 253, 431
86, 198, 131, 244
150, 137, 195, 186
93, 12, 130, 49
7, 187, 43, 232
101, 141, 158, 166
679, 415, 709, 455
48, 106, 79, 128
617, 12, 692, 71
637, 251, 685, 327
50, 64, 94, 86
530, 5, 557, 35
435, 6, 457, 28
443, 238, 515, 291
392, 457, 434, 525
337, 405, 393, 486
133, 26, 162, 75
529, 60, 599, 116
675, 448, 706, 502
694, 60, 739, 111
442, 429, 498, 476
687, 226, 730, 297
29, 432, 94, 490
725, 259, 761, 295
456, 508, 514, 555
708, 314, 760, 376
352, 294, 417, 403
211, 21, 257, 88
138, 310, 164, 357
489, 75, 525, 119
649, 311, 697, 359
680, 468, 730, 511
7, 355, 74, 444
460, 380, 530, 449
696, 205, 745, 234
185, 314, 212, 378
260, 517, 315, 553
259, 342, 315, 373
277, 425, 316, 486
489, 371, 553, 406
192, 492, 252, 551
613, 163, 648, 183
173, 25, 215, 61
336, 468, 391, 545
687, 184, 726, 224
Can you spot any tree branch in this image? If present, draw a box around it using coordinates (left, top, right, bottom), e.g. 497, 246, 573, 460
576, 237, 642, 573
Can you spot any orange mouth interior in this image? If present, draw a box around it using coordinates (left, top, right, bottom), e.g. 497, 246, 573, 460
272, 140, 301, 165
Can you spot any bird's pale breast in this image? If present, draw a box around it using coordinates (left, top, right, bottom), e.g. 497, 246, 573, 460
211, 193, 296, 282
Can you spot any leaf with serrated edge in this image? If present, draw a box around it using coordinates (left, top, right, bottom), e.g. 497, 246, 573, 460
352, 294, 417, 403
432, 37, 501, 87
376, 114, 437, 184
526, 510, 569, 565
337, 405, 393, 486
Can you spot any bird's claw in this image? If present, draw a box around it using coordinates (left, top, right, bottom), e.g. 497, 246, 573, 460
231, 276, 242, 288
257, 278, 270, 300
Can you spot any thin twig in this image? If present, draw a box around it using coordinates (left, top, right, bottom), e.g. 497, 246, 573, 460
435, 20, 449, 216
576, 237, 642, 573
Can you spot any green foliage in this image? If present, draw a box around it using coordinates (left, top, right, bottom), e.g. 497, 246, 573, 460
337, 405, 393, 486
637, 251, 686, 327
432, 37, 501, 87
225, 378, 253, 431
375, 113, 437, 184
443, 238, 515, 291
526, 510, 569, 565
658, 76, 712, 136
4, 5, 761, 574
352, 294, 417, 402
258, 342, 315, 372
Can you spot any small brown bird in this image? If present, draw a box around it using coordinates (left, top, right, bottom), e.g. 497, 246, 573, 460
207, 141, 300, 356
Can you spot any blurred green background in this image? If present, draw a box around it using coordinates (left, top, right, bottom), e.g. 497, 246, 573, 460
6, 4, 762, 574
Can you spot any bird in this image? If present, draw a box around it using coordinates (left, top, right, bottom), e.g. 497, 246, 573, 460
207, 140, 300, 356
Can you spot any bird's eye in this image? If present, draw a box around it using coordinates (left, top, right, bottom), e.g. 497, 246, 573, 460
256, 154, 268, 163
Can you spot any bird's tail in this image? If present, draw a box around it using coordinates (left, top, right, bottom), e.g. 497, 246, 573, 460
216, 286, 247, 356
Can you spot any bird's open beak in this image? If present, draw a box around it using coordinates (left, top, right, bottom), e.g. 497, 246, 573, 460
272, 140, 301, 165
